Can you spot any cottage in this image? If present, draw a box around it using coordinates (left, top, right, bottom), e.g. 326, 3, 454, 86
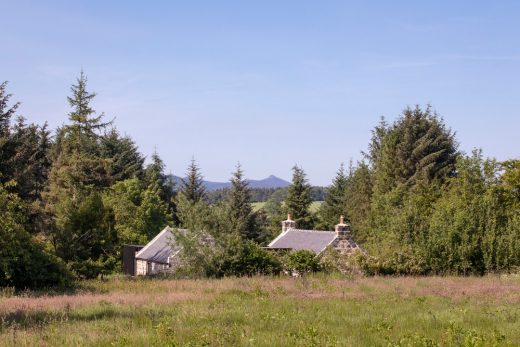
134, 226, 183, 276
267, 214, 361, 255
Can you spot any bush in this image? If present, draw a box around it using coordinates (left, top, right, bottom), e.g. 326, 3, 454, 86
283, 250, 320, 275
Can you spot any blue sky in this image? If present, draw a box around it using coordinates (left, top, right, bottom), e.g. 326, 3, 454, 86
1, 1, 519, 185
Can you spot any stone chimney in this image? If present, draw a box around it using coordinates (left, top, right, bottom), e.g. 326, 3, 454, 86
282, 214, 296, 232
335, 215, 350, 238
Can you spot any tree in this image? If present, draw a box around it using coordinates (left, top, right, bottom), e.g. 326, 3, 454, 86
104, 177, 172, 246
180, 158, 206, 203
317, 163, 349, 230
227, 164, 256, 240
343, 161, 373, 242
363, 116, 389, 169
101, 128, 144, 185
373, 105, 458, 195
144, 150, 175, 206
0, 182, 72, 289
285, 165, 312, 229
0, 81, 20, 181
43, 72, 114, 278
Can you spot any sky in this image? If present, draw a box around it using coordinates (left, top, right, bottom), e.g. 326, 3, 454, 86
1, 1, 519, 185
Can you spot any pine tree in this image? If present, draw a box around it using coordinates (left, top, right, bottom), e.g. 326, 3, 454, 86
227, 164, 255, 239
317, 163, 349, 230
180, 158, 206, 203
285, 165, 312, 229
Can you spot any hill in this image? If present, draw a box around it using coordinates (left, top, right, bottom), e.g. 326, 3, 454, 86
169, 174, 290, 191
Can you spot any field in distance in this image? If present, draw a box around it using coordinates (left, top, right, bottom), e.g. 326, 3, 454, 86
1, 275, 519, 346
252, 201, 323, 213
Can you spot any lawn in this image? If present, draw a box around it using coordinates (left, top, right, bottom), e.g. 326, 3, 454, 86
1, 275, 520, 346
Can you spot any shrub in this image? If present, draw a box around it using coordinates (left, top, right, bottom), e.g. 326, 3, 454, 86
283, 249, 320, 275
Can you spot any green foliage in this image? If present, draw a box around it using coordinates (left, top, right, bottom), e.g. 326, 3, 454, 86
285, 165, 313, 229
180, 158, 206, 204
104, 177, 172, 245
226, 164, 257, 240
343, 161, 372, 242
0, 182, 72, 289
101, 128, 144, 185
43, 73, 116, 279
209, 237, 282, 277
284, 250, 320, 275
373, 105, 458, 195
174, 193, 281, 278
317, 163, 349, 230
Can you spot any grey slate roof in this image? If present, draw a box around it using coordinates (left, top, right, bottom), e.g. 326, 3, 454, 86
135, 226, 182, 264
267, 229, 337, 254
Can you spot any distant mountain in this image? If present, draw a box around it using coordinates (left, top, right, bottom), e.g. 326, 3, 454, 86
168, 174, 290, 191
247, 175, 290, 189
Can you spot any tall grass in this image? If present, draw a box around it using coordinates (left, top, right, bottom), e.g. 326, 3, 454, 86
1, 275, 519, 346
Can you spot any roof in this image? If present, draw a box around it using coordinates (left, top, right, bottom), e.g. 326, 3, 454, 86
267, 229, 337, 254
135, 226, 182, 264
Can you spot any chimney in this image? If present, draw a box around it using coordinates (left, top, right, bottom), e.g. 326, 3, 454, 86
282, 214, 296, 232
335, 215, 350, 238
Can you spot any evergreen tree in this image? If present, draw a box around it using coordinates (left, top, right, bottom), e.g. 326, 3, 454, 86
343, 161, 372, 242
363, 116, 389, 169
0, 182, 72, 289
285, 165, 312, 229
43, 72, 113, 278
227, 164, 255, 240
144, 150, 174, 200
317, 163, 349, 230
180, 158, 206, 203
0, 81, 19, 181
373, 105, 458, 194
9, 118, 52, 202
101, 128, 145, 185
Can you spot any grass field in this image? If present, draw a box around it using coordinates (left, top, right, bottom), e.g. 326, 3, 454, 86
1, 275, 520, 346
252, 201, 323, 213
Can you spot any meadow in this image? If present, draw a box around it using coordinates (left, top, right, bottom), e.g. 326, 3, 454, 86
1, 275, 520, 346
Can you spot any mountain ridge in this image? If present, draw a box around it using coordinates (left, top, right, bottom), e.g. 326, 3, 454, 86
168, 175, 290, 191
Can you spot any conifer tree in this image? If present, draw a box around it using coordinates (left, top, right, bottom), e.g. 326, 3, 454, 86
0, 81, 19, 181
285, 165, 312, 229
180, 158, 206, 203
373, 105, 458, 194
43, 72, 113, 278
227, 164, 255, 239
317, 163, 349, 230
101, 128, 144, 184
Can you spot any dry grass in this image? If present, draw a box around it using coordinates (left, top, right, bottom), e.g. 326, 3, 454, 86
1, 275, 520, 346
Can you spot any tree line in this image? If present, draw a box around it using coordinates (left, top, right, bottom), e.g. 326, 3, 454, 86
1, 74, 519, 289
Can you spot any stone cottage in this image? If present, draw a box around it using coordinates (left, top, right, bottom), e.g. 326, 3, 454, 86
267, 214, 361, 255
134, 226, 183, 276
